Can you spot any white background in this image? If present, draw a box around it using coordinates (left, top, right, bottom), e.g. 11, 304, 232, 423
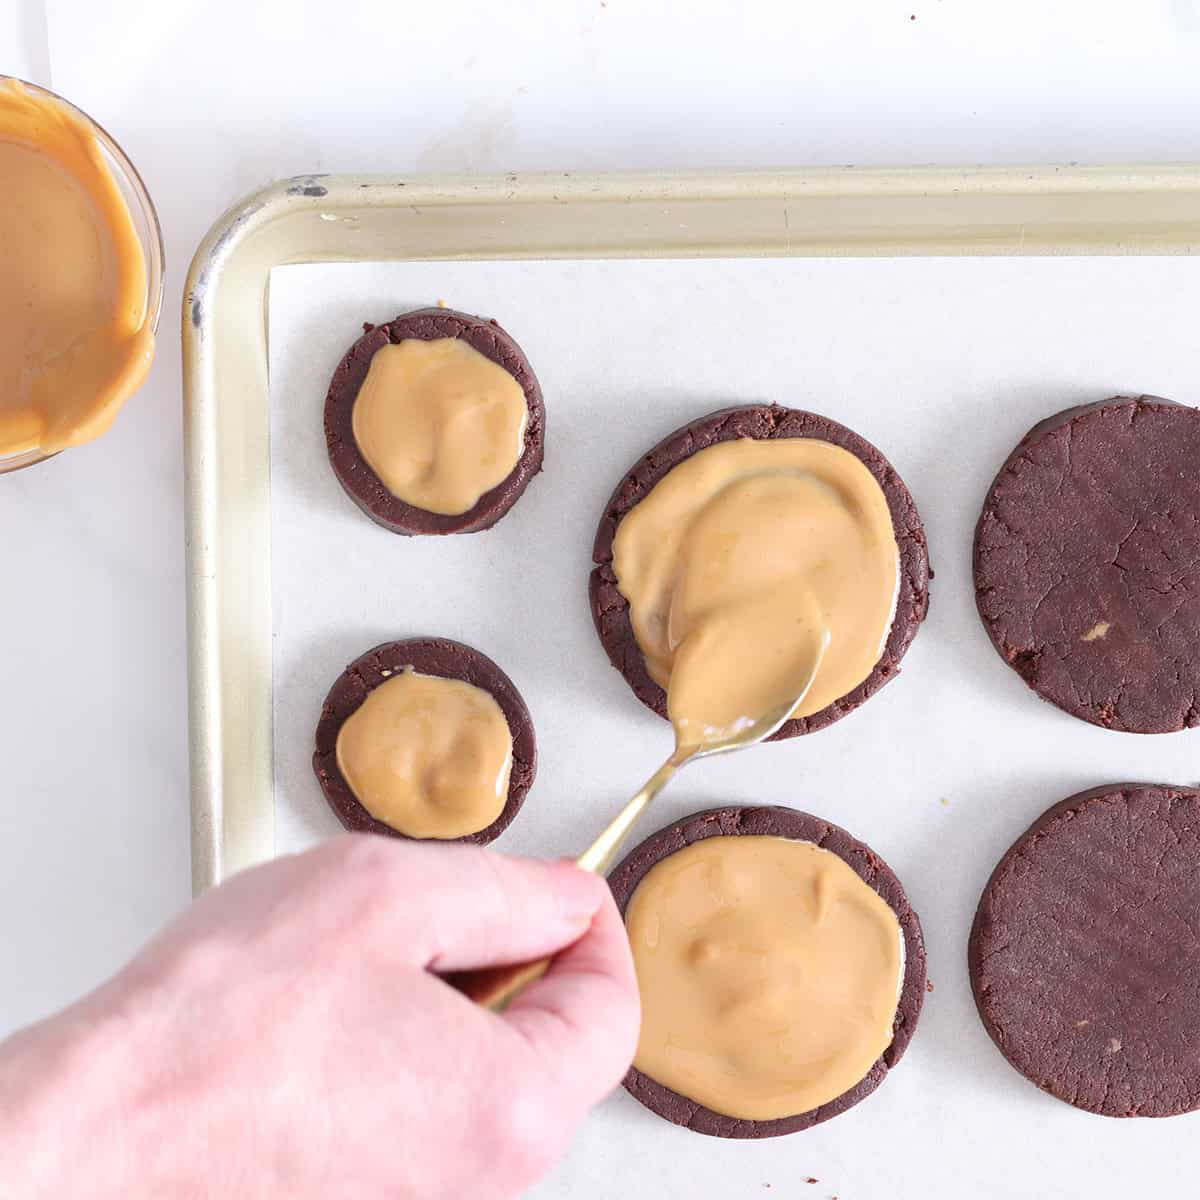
4, 0, 1200, 1192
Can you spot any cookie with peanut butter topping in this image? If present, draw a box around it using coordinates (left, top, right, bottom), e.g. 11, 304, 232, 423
590, 405, 931, 740
608, 805, 927, 1138
313, 638, 536, 844
324, 308, 545, 534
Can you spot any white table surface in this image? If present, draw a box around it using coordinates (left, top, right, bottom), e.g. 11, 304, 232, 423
2, 0, 1200, 1050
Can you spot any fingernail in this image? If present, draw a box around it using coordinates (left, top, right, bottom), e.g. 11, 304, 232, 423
554, 861, 601, 923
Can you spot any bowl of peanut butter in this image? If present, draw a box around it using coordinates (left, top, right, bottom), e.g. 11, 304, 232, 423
0, 78, 163, 473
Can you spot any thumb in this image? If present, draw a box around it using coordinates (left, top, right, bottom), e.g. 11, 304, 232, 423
501, 890, 641, 1106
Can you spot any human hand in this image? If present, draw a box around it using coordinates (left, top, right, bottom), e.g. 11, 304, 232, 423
0, 835, 640, 1199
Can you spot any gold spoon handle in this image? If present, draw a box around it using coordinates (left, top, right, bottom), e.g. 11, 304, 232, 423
446, 638, 829, 1012
575, 755, 682, 875
444, 754, 687, 1011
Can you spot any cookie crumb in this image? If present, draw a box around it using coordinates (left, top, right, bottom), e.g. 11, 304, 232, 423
1081, 621, 1111, 642
926, 979, 935, 992
806, 1180, 818, 1186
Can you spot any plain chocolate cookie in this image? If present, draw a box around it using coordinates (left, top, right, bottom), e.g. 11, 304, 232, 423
590, 404, 931, 739
324, 308, 545, 535
312, 638, 535, 844
969, 782, 1200, 1117
974, 396, 1200, 733
608, 805, 926, 1138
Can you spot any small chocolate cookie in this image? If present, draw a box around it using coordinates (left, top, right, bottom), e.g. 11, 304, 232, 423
312, 638, 535, 844
608, 805, 926, 1138
324, 308, 545, 535
974, 396, 1200, 733
590, 405, 931, 738
969, 782, 1200, 1117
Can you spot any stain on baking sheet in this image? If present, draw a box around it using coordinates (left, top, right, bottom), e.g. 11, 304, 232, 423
286, 174, 329, 197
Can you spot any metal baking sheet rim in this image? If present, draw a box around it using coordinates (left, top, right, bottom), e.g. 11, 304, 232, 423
181, 165, 1200, 896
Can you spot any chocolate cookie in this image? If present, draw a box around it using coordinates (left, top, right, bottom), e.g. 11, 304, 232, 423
324, 308, 545, 534
312, 638, 535, 844
608, 805, 926, 1138
974, 396, 1200, 733
969, 782, 1200, 1117
590, 405, 931, 738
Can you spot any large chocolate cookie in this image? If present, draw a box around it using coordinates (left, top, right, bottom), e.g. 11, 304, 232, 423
312, 638, 535, 845
974, 396, 1200, 733
608, 805, 926, 1138
590, 404, 931, 739
969, 782, 1200, 1117
324, 308, 545, 535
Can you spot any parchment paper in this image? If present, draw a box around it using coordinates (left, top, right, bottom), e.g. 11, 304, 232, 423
269, 256, 1200, 1199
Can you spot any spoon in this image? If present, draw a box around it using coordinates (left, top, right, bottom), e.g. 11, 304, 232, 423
446, 630, 831, 1010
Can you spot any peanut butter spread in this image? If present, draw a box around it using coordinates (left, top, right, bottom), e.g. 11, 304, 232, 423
0, 79, 153, 458
626, 835, 904, 1120
335, 669, 513, 839
351, 337, 528, 515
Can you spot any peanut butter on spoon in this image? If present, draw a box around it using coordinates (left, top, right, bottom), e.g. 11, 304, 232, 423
667, 584, 830, 752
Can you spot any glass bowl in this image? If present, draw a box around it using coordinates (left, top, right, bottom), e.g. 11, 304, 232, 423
0, 78, 164, 475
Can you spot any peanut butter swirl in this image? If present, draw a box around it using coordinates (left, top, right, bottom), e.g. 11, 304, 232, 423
611, 437, 899, 740
626, 835, 904, 1120
335, 669, 513, 840
351, 337, 528, 515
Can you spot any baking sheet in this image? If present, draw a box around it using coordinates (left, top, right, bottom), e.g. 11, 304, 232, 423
269, 256, 1200, 1199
